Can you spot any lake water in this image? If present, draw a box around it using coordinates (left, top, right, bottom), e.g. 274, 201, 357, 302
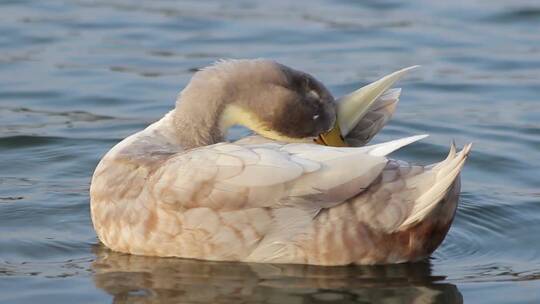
1, 0, 539, 303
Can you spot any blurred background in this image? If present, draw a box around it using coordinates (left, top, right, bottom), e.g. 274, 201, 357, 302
1, 0, 539, 303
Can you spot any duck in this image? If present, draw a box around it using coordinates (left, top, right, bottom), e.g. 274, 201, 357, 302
90, 59, 471, 265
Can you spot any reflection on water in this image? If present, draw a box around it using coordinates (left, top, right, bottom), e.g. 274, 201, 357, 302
92, 245, 462, 304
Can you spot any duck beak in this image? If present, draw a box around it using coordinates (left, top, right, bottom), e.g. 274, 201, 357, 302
314, 124, 348, 146
315, 65, 419, 147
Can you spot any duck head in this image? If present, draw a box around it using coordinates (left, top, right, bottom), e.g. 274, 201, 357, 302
218, 60, 337, 142
173, 59, 337, 148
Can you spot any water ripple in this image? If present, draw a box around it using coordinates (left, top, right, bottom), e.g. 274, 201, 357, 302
486, 8, 540, 23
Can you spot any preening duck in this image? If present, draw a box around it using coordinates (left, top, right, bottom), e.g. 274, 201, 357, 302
90, 59, 471, 265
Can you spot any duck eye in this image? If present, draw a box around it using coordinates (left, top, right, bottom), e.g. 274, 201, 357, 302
307, 90, 319, 100
313, 114, 320, 120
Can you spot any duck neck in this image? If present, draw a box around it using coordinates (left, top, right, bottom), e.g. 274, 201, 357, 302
171, 99, 227, 150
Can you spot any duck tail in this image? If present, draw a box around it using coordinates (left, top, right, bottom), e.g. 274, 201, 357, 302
397, 142, 472, 230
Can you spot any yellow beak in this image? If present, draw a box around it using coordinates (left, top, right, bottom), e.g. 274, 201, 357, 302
314, 124, 347, 146
316, 66, 419, 147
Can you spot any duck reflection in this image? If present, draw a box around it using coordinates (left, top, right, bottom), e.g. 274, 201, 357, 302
91, 244, 462, 304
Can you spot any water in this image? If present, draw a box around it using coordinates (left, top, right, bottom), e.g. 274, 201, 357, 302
1, 0, 539, 303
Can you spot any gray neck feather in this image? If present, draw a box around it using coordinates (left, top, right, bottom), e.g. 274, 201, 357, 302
172, 71, 229, 149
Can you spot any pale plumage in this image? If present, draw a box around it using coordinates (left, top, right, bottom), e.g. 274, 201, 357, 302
90, 59, 471, 265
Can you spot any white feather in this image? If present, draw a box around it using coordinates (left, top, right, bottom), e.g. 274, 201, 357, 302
358, 134, 429, 156
398, 143, 472, 229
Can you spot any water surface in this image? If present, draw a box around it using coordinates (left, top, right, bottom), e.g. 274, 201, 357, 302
1, 0, 540, 303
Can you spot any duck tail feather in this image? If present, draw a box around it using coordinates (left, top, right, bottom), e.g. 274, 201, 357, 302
398, 143, 472, 230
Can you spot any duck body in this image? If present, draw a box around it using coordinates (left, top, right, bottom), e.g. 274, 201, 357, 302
90, 59, 470, 265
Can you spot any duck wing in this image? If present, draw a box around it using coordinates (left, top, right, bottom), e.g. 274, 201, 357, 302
246, 142, 471, 265
344, 88, 401, 147
147, 135, 427, 212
